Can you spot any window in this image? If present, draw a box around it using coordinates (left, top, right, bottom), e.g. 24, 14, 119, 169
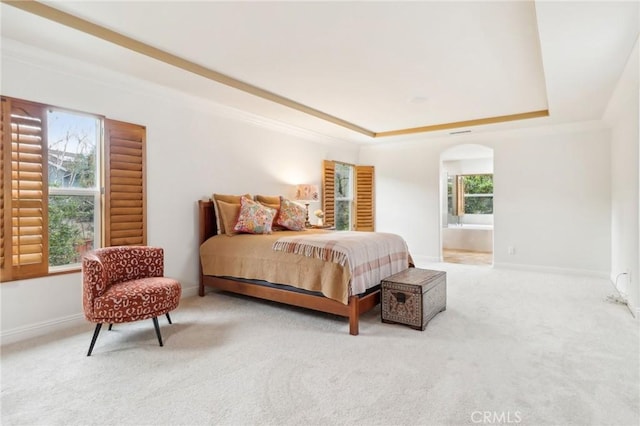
47, 109, 100, 268
322, 160, 374, 231
454, 174, 493, 215
1, 96, 146, 282
335, 162, 353, 231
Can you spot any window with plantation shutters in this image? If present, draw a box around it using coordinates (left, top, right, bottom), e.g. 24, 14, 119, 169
322, 160, 375, 232
104, 119, 146, 247
0, 95, 146, 282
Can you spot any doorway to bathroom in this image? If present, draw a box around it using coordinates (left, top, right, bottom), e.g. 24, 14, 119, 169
440, 144, 494, 265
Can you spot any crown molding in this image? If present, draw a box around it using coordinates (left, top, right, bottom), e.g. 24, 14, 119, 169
3, 0, 555, 140
1, 37, 358, 149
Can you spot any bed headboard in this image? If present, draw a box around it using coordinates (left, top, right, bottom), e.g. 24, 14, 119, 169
198, 199, 218, 245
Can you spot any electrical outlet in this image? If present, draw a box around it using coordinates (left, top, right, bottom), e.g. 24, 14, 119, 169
507, 246, 515, 255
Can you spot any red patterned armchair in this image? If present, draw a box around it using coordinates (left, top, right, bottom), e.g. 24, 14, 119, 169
82, 246, 181, 356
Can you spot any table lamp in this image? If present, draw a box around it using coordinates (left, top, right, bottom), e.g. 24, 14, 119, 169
295, 184, 319, 227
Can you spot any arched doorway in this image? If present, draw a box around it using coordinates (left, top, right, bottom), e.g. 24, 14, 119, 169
440, 144, 494, 265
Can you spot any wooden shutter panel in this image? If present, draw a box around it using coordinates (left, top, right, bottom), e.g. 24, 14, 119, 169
104, 119, 146, 247
354, 165, 375, 231
8, 99, 48, 279
455, 175, 465, 215
1, 99, 8, 280
322, 160, 336, 227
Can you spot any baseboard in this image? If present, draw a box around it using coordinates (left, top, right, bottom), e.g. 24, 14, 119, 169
410, 255, 442, 267
492, 262, 609, 278
0, 313, 87, 346
626, 298, 639, 319
181, 284, 199, 298
1, 284, 201, 346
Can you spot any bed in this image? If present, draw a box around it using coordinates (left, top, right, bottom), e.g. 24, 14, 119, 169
198, 198, 411, 335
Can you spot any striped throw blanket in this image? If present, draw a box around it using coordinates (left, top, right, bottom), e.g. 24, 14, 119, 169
272, 231, 410, 296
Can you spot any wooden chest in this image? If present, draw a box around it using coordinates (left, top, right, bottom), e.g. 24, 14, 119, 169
381, 268, 446, 330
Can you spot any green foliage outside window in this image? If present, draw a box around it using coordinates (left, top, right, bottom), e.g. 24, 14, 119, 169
48, 195, 95, 266
463, 175, 493, 194
335, 200, 350, 231
462, 174, 493, 214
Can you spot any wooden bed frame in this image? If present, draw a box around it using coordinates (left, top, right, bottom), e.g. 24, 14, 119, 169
198, 199, 380, 335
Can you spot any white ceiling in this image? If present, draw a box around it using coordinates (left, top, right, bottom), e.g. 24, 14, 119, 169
1, 1, 638, 144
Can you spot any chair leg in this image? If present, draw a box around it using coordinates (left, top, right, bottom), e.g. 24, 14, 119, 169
108, 323, 113, 331
152, 317, 163, 347
165, 313, 172, 324
87, 323, 102, 357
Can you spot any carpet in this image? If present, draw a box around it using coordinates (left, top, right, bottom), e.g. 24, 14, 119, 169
1, 263, 638, 425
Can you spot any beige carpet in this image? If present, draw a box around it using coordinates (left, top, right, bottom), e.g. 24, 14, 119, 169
1, 263, 638, 426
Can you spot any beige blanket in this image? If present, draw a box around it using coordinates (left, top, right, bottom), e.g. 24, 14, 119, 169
272, 231, 410, 296
200, 230, 352, 304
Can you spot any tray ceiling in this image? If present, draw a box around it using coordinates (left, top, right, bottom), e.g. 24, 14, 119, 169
1, 1, 638, 143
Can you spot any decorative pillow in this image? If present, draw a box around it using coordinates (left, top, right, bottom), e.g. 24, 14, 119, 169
255, 195, 281, 205
257, 201, 286, 231
276, 196, 306, 231
217, 200, 241, 236
212, 193, 251, 234
234, 196, 276, 234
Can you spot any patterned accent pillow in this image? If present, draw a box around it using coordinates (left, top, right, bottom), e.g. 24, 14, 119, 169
257, 201, 286, 231
234, 196, 276, 234
276, 196, 306, 231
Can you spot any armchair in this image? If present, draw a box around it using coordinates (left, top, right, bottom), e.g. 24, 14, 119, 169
82, 246, 181, 356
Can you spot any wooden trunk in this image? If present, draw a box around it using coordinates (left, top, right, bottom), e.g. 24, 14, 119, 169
381, 268, 446, 330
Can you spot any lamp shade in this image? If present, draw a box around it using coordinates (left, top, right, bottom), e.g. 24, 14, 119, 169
295, 184, 319, 201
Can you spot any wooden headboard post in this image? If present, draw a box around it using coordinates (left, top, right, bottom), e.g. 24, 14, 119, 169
198, 199, 217, 296
198, 199, 217, 244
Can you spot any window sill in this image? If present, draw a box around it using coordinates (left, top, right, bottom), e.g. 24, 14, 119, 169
48, 265, 82, 276
1, 265, 81, 283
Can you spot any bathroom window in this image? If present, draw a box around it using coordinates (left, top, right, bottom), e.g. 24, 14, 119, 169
457, 174, 493, 214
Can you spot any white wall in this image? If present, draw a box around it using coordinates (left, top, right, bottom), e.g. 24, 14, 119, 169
492, 128, 611, 273
0, 40, 358, 343
443, 158, 493, 175
604, 37, 639, 315
1, 34, 632, 342
442, 227, 493, 252
360, 124, 612, 275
